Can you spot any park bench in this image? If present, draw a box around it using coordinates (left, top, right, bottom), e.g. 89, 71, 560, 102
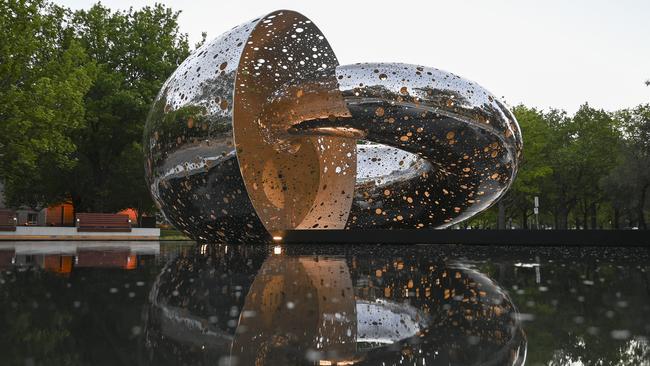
76, 213, 132, 232
0, 210, 17, 231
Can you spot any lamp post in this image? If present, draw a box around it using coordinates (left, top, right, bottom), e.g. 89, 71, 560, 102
534, 196, 540, 230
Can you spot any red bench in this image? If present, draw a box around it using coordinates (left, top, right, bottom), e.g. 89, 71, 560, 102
0, 210, 17, 231
76, 213, 132, 232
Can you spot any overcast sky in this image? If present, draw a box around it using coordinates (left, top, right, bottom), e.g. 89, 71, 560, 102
57, 0, 650, 114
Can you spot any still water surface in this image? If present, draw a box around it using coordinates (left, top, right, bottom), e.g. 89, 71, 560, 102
0, 241, 648, 366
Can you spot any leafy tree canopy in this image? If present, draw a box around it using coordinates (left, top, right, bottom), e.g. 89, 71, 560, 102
0, 0, 190, 220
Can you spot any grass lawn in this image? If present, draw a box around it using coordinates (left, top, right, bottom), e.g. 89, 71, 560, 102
160, 228, 191, 241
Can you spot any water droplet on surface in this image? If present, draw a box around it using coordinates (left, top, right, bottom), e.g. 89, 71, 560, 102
610, 330, 631, 340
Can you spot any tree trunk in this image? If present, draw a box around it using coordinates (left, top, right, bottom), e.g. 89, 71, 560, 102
590, 202, 597, 229
638, 183, 649, 230
71, 193, 82, 225
497, 201, 506, 229
558, 206, 569, 230
613, 208, 620, 229
69, 203, 75, 227
136, 199, 143, 228
522, 209, 528, 229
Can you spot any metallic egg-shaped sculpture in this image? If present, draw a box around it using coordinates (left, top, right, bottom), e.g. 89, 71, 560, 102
144, 10, 522, 243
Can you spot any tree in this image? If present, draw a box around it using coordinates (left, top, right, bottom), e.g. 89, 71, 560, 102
505, 106, 554, 228
527, 108, 578, 229
565, 104, 620, 229
1, 1, 190, 221
476, 107, 570, 229
0, 0, 93, 208
65, 3, 190, 218
470, 104, 625, 230
603, 105, 650, 229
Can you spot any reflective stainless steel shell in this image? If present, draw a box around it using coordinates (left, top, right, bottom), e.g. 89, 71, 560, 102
145, 10, 338, 243
144, 10, 523, 243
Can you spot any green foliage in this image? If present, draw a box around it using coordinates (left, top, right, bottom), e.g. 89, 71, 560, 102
469, 103, 641, 229
504, 106, 555, 227
511, 106, 555, 196
1, 0, 190, 217
63, 3, 190, 215
602, 104, 650, 228
570, 104, 620, 227
0, 0, 94, 207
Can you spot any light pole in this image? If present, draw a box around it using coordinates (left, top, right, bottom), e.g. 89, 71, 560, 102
534, 196, 540, 229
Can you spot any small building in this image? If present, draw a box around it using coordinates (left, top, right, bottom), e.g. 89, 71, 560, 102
0, 181, 43, 225
45, 202, 75, 226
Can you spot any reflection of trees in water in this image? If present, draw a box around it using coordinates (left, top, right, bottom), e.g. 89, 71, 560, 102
0, 270, 81, 365
145, 70, 236, 170
0, 257, 159, 366
474, 247, 650, 365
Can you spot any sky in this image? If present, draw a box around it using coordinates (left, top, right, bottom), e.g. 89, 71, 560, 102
57, 0, 650, 114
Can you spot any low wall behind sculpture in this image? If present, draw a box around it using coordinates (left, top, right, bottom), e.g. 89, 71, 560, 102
0, 226, 160, 241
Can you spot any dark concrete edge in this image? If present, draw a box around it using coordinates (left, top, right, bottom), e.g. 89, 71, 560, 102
279, 229, 650, 246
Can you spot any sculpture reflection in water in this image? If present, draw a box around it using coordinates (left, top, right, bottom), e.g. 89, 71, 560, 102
144, 246, 527, 365
144, 10, 523, 243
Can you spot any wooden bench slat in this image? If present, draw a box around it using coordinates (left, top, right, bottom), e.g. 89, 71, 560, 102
0, 210, 17, 229
76, 213, 132, 232
77, 228, 132, 232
